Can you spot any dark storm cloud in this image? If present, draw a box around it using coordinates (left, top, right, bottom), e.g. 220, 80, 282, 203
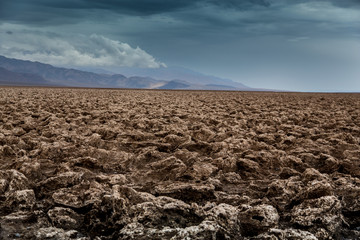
74, 0, 196, 14
0, 0, 273, 25
0, 0, 359, 27
1, 0, 358, 37
329, 0, 360, 8
0, 0, 271, 14
209, 0, 270, 9
0, 0, 83, 25
1, 0, 358, 36
274, 0, 360, 8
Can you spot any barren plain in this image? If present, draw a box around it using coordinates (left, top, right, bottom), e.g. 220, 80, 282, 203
0, 87, 359, 239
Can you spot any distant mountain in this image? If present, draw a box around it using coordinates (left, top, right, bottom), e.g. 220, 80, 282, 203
157, 80, 190, 89
75, 67, 116, 75
0, 67, 53, 86
0, 55, 123, 87
0, 55, 158, 88
0, 55, 258, 90
204, 84, 238, 90
113, 66, 250, 89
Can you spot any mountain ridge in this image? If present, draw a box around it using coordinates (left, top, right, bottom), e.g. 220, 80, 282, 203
105, 66, 249, 89
0, 55, 255, 90
0, 66, 54, 86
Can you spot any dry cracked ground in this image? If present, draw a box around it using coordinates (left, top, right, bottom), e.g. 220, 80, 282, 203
0, 87, 359, 240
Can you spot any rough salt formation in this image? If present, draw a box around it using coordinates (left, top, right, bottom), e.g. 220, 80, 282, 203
0, 87, 359, 239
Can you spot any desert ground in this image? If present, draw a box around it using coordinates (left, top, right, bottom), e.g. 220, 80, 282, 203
0, 87, 359, 239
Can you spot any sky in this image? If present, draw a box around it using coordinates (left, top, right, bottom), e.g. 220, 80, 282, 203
0, 0, 359, 92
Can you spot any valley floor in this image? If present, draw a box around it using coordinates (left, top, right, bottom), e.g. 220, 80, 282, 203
0, 87, 359, 239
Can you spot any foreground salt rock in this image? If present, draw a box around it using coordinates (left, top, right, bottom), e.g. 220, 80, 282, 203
238, 204, 280, 236
0, 88, 360, 239
253, 228, 318, 240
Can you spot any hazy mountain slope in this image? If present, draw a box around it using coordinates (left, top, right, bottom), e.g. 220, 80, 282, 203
0, 56, 155, 88
157, 80, 191, 89
0, 56, 119, 87
0, 55, 259, 90
115, 66, 250, 89
204, 84, 238, 90
0, 67, 52, 86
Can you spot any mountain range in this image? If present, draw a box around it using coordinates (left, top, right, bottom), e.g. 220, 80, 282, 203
0, 55, 256, 90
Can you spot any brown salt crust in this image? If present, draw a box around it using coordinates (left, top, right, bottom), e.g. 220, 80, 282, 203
0, 87, 359, 239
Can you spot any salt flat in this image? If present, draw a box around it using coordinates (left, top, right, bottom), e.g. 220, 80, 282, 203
0, 87, 359, 239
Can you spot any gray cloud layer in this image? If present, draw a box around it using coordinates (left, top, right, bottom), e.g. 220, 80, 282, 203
0, 0, 270, 19
0, 25, 166, 68
1, 0, 359, 22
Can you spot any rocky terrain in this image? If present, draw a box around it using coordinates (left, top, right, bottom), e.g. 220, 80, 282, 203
0, 87, 359, 239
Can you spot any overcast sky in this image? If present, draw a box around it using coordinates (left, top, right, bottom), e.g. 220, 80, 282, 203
0, 0, 359, 91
